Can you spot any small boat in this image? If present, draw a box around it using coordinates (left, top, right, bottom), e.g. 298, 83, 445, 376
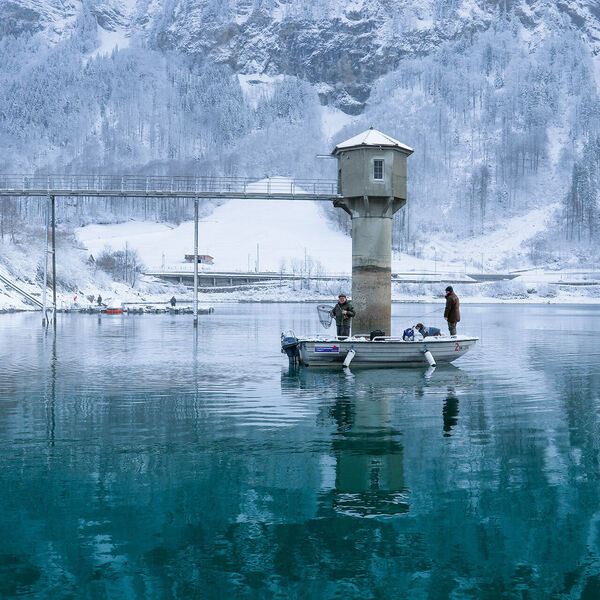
281, 332, 478, 367
106, 307, 123, 315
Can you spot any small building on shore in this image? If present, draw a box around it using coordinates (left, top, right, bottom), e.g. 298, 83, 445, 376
185, 254, 214, 264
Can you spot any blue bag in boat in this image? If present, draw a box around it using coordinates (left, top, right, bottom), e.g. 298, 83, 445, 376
402, 327, 414, 341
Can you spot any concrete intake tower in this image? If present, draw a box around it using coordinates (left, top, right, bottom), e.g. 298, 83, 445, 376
332, 128, 413, 336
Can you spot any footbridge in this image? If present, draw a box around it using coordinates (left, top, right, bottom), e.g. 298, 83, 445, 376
0, 173, 340, 326
0, 174, 339, 200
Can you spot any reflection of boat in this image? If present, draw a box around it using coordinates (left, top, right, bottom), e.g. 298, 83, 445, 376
282, 333, 478, 367
283, 362, 471, 390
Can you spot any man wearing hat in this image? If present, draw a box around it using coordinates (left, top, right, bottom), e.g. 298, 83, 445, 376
444, 286, 460, 336
330, 294, 355, 338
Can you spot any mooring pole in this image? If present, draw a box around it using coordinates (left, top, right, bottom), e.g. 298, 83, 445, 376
51, 194, 56, 323
42, 195, 50, 327
193, 196, 199, 327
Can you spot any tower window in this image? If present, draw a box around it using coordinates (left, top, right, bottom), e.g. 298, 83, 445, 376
373, 159, 384, 180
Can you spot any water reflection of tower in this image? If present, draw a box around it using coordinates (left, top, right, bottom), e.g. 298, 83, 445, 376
442, 387, 459, 437
329, 375, 409, 517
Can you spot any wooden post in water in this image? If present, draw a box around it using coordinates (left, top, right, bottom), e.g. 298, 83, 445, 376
193, 196, 199, 327
51, 194, 56, 323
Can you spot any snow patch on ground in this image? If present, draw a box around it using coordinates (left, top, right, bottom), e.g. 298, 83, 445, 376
417, 203, 560, 272
546, 126, 567, 168
88, 25, 130, 61
0, 235, 172, 312
77, 184, 351, 274
320, 106, 358, 141
120, 0, 138, 17
592, 55, 600, 89
237, 74, 284, 108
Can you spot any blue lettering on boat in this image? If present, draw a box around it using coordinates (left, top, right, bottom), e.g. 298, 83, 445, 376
314, 345, 340, 353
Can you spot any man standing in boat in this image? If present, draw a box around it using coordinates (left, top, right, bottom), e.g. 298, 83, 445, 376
444, 286, 460, 336
330, 293, 355, 338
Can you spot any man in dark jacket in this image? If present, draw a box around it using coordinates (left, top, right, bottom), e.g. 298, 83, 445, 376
330, 294, 355, 338
444, 286, 460, 336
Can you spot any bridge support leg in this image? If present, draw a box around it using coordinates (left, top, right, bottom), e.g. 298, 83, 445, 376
42, 196, 50, 327
193, 196, 198, 327
51, 194, 56, 324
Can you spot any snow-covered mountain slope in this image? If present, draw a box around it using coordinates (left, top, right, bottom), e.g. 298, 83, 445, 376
4, 0, 600, 112
0, 1, 79, 38
1, 0, 600, 263
147, 0, 600, 113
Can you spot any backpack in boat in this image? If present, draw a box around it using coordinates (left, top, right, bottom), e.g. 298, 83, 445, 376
402, 327, 414, 341
370, 329, 385, 340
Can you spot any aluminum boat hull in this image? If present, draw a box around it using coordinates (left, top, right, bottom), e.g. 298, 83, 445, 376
295, 335, 478, 367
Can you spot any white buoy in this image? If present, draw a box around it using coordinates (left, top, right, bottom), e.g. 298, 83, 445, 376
424, 350, 436, 367
424, 365, 436, 379
343, 349, 356, 367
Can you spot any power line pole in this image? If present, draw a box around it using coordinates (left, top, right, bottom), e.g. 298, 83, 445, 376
124, 241, 128, 284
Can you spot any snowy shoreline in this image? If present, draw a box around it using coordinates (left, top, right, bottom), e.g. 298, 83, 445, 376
3, 296, 600, 315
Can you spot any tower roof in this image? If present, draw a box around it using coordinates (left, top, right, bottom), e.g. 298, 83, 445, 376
332, 128, 413, 155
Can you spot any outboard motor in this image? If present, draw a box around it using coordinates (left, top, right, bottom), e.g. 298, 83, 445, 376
370, 329, 385, 340
281, 331, 300, 364
402, 327, 414, 341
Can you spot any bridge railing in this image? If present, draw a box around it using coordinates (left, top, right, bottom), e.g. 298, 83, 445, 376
0, 174, 339, 196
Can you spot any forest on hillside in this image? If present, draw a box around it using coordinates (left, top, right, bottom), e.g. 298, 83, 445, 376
0, 7, 599, 265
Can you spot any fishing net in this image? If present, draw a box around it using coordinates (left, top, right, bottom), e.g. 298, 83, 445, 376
317, 304, 334, 329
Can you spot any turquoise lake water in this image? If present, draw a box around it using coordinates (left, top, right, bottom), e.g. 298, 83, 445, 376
1, 303, 600, 599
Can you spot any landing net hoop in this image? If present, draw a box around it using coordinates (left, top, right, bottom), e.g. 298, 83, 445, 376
317, 304, 334, 329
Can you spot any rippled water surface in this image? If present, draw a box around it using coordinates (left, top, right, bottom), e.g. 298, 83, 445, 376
1, 303, 600, 599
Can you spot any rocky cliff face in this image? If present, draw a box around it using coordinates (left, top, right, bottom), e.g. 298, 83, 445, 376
151, 0, 600, 114
0, 0, 79, 38
2, 0, 599, 113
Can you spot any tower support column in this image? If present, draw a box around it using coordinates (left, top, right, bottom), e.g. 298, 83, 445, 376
352, 215, 392, 335
335, 196, 402, 336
